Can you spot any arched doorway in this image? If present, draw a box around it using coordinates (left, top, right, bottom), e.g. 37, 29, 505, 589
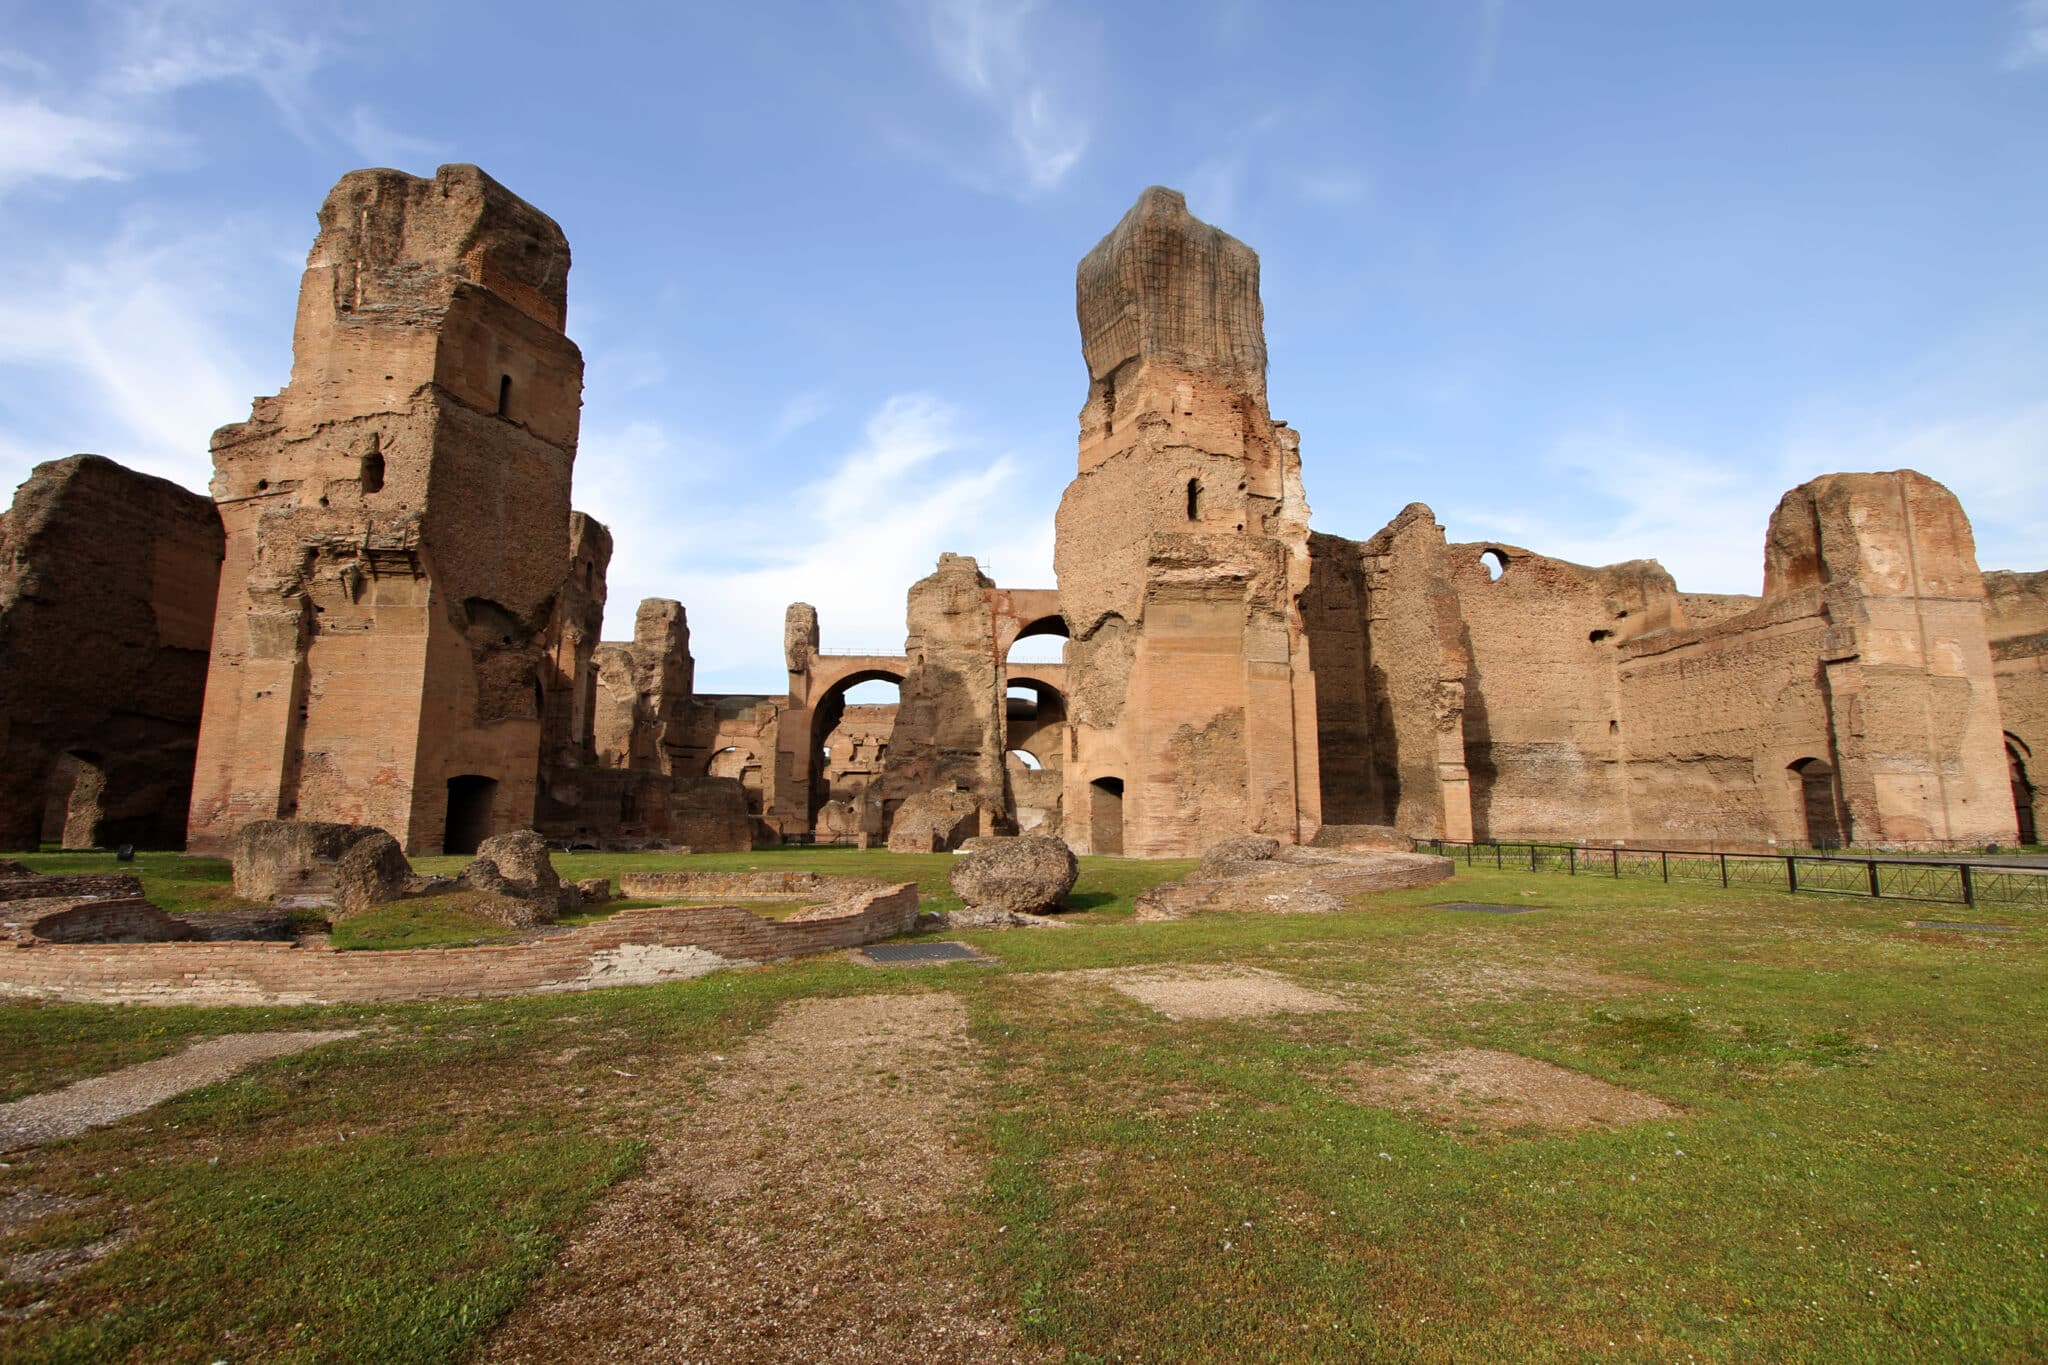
444, 774, 498, 856
1088, 776, 1124, 855
808, 670, 903, 831
1005, 614, 1069, 665
2010, 735, 2038, 845
1789, 757, 1843, 850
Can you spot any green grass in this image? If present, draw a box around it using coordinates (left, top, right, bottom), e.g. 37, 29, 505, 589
2, 849, 2044, 1361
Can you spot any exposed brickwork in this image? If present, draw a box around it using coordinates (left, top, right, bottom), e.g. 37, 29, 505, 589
0, 875, 144, 904
0, 885, 917, 1006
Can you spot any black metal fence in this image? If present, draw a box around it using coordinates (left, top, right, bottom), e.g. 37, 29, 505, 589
1415, 839, 2048, 911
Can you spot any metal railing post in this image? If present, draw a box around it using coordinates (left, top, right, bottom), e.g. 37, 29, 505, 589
1787, 856, 1798, 895
1612, 848, 1620, 878
1569, 846, 1576, 876
1868, 859, 1881, 898
1961, 862, 1975, 908
1720, 852, 1729, 888
1661, 850, 1669, 883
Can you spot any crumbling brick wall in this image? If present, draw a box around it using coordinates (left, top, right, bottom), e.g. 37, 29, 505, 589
0, 455, 223, 850
1053, 187, 1320, 857
186, 164, 583, 855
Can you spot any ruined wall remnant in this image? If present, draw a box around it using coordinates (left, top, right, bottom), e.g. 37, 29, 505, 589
1344, 469, 2019, 851
1054, 187, 1320, 856
186, 163, 583, 856
1302, 506, 1473, 841
0, 456, 224, 850
1983, 569, 2045, 843
879, 553, 1006, 808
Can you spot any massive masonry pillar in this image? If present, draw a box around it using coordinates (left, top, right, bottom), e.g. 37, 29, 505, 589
1053, 187, 1321, 856
187, 164, 582, 855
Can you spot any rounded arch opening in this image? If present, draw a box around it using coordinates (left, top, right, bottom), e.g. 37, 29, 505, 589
1480, 548, 1508, 582
1006, 614, 1070, 665
1006, 748, 1043, 771
810, 669, 904, 822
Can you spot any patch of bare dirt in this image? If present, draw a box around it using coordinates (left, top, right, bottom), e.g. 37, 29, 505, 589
1056, 965, 1357, 1021
1347, 1047, 1676, 1132
1401, 962, 1668, 1004
483, 992, 1039, 1364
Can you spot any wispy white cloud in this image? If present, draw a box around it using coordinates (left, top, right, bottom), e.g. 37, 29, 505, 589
1443, 395, 2048, 594
0, 0, 391, 199
576, 394, 1058, 691
1471, 0, 1508, 92
2007, 0, 2048, 68
1446, 422, 1781, 592
770, 390, 833, 443
1296, 168, 1370, 206
0, 214, 289, 491
343, 105, 448, 169
0, 96, 154, 192
919, 0, 1090, 195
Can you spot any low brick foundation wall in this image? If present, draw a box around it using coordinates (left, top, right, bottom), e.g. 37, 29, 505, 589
0, 884, 919, 1007
618, 871, 888, 901
0, 875, 145, 904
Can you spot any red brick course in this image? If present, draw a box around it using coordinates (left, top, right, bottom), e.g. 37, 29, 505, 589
0, 883, 917, 1006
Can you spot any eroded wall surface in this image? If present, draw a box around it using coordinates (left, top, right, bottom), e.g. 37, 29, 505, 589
0, 456, 223, 849
186, 164, 582, 855
1054, 187, 1320, 856
1985, 569, 2045, 841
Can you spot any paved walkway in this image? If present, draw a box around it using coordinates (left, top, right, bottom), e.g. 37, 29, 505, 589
0, 1031, 358, 1150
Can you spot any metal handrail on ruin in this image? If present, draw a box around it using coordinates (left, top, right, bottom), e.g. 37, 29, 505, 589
813, 645, 908, 658
1417, 838, 2048, 911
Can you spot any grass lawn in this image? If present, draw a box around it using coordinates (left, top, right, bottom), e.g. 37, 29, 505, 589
1, 848, 2043, 1361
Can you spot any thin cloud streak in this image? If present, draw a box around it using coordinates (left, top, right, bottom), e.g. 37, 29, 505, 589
2007, 0, 2048, 68
920, 0, 1090, 194
1445, 397, 2048, 595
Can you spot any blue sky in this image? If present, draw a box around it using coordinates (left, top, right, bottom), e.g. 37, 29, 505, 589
2, 1, 2044, 694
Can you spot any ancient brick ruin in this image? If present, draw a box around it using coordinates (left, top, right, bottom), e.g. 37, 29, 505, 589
183, 165, 585, 855
0, 456, 222, 850
0, 166, 2038, 859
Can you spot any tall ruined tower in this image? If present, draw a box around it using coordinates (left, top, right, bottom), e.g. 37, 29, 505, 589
1054, 188, 1321, 856
186, 164, 582, 855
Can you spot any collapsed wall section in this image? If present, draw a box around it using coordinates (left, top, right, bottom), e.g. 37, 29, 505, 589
0, 456, 224, 850
1984, 569, 2045, 842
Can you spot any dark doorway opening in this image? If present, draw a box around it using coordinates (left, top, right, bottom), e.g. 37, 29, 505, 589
2010, 737, 2037, 845
444, 774, 498, 855
1791, 757, 1843, 850
1089, 776, 1124, 855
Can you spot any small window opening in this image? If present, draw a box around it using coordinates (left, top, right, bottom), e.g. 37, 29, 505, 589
1186, 477, 1202, 521
496, 374, 513, 416
1481, 548, 1507, 581
359, 448, 384, 495
1589, 629, 1613, 643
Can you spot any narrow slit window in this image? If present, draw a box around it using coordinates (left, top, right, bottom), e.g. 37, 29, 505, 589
496, 374, 513, 416
1186, 477, 1202, 521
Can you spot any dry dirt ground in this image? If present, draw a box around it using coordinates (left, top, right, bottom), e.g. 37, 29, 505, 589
483, 992, 1041, 1364
1064, 965, 1358, 1020
1347, 1046, 1679, 1132
0, 1031, 359, 1151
